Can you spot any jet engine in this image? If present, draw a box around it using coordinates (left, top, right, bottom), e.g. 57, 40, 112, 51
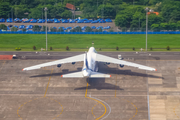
57, 64, 61, 67
119, 64, 124, 68
72, 62, 76, 65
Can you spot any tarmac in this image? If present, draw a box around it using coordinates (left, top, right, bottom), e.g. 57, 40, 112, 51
0, 51, 180, 120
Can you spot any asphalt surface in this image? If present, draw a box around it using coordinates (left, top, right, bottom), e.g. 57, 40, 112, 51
0, 51, 180, 60
0, 52, 180, 120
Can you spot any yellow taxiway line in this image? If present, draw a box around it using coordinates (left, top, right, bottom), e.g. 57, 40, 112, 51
85, 82, 107, 120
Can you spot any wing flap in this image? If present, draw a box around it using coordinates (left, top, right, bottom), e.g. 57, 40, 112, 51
23, 53, 85, 71
96, 53, 156, 71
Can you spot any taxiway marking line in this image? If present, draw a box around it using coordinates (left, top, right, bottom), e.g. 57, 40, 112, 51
85, 82, 107, 120
173, 103, 180, 118
115, 74, 117, 97
44, 69, 53, 97
91, 98, 108, 118
122, 99, 138, 120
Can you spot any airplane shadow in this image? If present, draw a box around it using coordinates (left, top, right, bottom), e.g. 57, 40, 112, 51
74, 78, 124, 90
98, 62, 164, 79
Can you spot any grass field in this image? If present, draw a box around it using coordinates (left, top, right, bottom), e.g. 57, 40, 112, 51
0, 34, 180, 51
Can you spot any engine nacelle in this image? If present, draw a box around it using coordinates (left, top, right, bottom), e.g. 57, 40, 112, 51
72, 62, 76, 65
57, 64, 61, 67
119, 64, 124, 68
106, 62, 110, 65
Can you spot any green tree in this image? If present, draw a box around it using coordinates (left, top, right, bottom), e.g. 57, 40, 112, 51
0, 2, 11, 19
98, 28, 102, 32
83, 5, 97, 18
74, 26, 82, 32
28, 8, 41, 19
169, 23, 177, 31
115, 15, 128, 27
61, 10, 72, 19
22, 28, 26, 32
33, 25, 41, 32
121, 27, 127, 32
161, 0, 180, 22
14, 5, 29, 18
58, 27, 64, 32
50, 3, 65, 18
50, 27, 57, 32
109, 0, 123, 5
160, 23, 169, 30
42, 26, 49, 32
0, 24, 7, 30
151, 24, 160, 31
11, 27, 18, 31
85, 26, 92, 32
97, 4, 116, 18
177, 21, 180, 30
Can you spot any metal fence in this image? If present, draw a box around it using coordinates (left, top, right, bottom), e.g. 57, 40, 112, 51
1, 31, 180, 34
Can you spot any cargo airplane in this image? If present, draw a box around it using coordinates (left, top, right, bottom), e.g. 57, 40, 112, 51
23, 47, 157, 78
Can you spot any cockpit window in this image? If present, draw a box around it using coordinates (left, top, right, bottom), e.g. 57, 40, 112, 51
94, 49, 97, 53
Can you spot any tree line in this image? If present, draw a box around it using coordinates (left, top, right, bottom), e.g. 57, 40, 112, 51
0, 0, 180, 29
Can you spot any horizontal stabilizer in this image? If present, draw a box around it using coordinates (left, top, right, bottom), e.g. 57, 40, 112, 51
61, 71, 83, 78
90, 72, 111, 78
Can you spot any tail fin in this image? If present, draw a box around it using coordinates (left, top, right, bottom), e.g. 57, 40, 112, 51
83, 52, 88, 70
90, 72, 111, 78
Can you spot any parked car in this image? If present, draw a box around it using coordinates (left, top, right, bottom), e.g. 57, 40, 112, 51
13, 25, 18, 28
30, 19, 37, 23
104, 26, 111, 29
47, 19, 53, 23
26, 30, 33, 32
69, 19, 76, 23
14, 18, 22, 23
26, 25, 33, 29
54, 19, 60, 23
0, 18, 5, 22
62, 19, 69, 23
96, 26, 103, 29
91, 20, 98, 23
91, 26, 96, 29
66, 27, 72, 29
77, 20, 84, 23
99, 20, 106, 23
105, 18, 112, 22
6, 18, 13, 23
58, 27, 65, 30
19, 25, 25, 29
84, 20, 91, 23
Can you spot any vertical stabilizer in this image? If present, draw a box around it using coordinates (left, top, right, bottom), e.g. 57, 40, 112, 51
83, 52, 88, 70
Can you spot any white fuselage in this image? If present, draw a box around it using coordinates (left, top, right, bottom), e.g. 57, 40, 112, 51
82, 47, 98, 77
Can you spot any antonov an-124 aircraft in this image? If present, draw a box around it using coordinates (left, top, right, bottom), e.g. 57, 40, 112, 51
23, 47, 157, 78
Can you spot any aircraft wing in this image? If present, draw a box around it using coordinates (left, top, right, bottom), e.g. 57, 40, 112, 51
23, 53, 85, 71
96, 53, 157, 71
